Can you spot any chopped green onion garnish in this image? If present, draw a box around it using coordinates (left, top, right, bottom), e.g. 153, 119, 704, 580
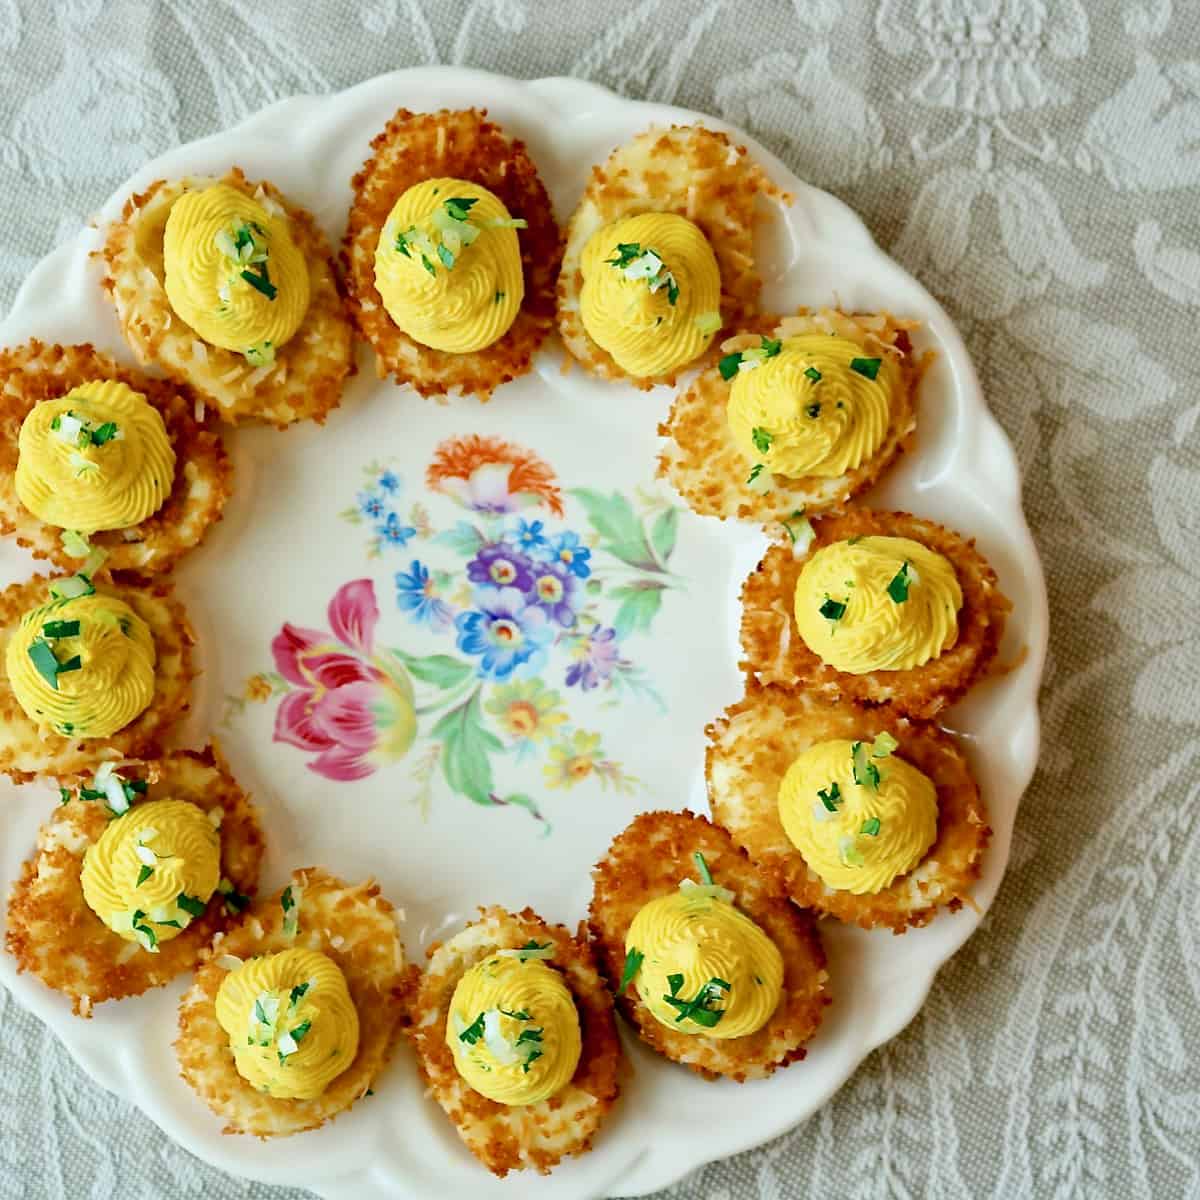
60, 530, 91, 559
494, 290, 505, 303
59, 787, 71, 804
136, 864, 153, 887
838, 835, 865, 867
42, 620, 80, 640
782, 510, 814, 552
804, 366, 822, 382
872, 731, 899, 758
420, 253, 436, 277
751, 426, 773, 454
56, 655, 81, 676
458, 1012, 487, 1044
27, 640, 62, 690
177, 893, 206, 918
861, 818, 882, 836
887, 561, 911, 603
851, 741, 882, 791
244, 341, 275, 367
662, 977, 729, 1028
443, 197, 478, 222
240, 267, 277, 300
694, 310, 721, 336
718, 351, 743, 381
619, 947, 644, 992
819, 595, 847, 624
692, 850, 714, 886
850, 356, 882, 379
806, 402, 821, 419
746, 463, 773, 493
818, 781, 842, 812
90, 422, 118, 446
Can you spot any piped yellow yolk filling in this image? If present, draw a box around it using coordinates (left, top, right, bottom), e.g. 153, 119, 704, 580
5, 591, 156, 738
446, 951, 581, 1107
579, 212, 720, 378
777, 737, 938, 894
216, 947, 359, 1100
80, 798, 220, 948
374, 177, 524, 354
793, 535, 962, 674
163, 182, 310, 360
15, 380, 176, 534
726, 336, 899, 479
625, 880, 783, 1041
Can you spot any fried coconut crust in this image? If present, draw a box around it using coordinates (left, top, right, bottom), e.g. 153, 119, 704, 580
4, 745, 264, 1016
0, 574, 195, 783
659, 310, 928, 521
740, 508, 1011, 718
176, 868, 418, 1138
0, 340, 231, 574
707, 683, 991, 933
557, 124, 789, 390
588, 810, 828, 1082
408, 905, 621, 1178
101, 167, 353, 427
341, 108, 560, 400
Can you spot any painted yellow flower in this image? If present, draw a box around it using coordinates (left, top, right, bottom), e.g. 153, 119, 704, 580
244, 674, 272, 703
485, 680, 567, 744
544, 730, 604, 790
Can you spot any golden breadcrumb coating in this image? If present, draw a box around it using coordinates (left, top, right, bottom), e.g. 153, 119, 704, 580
4, 746, 264, 1016
101, 167, 353, 427
175, 868, 417, 1138
558, 124, 789, 390
588, 810, 828, 1081
342, 108, 560, 400
0, 340, 231, 574
740, 508, 1010, 718
659, 310, 929, 521
407, 905, 621, 1178
707, 683, 990, 933
0, 574, 195, 783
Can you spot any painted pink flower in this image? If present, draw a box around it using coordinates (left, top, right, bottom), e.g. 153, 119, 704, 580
271, 580, 416, 781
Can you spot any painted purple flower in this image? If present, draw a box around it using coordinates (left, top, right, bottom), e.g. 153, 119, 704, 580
527, 560, 577, 627
467, 542, 534, 592
565, 624, 621, 690
547, 530, 592, 579
395, 560, 454, 629
455, 587, 551, 680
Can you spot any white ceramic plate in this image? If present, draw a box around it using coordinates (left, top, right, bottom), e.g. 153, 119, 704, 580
0, 69, 1047, 1200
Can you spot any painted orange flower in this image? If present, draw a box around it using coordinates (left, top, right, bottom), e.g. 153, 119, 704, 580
426, 434, 564, 517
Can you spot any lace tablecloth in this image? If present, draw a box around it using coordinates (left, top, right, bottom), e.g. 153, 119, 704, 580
1, 3, 1197, 1198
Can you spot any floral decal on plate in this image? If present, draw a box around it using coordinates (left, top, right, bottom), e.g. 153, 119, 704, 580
236, 434, 683, 831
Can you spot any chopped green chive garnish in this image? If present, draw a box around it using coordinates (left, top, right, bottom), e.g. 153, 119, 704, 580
136, 864, 153, 887
751, 426, 773, 454
839, 836, 865, 867
443, 197, 478, 222
177, 893, 206, 918
90, 422, 118, 446
498, 1007, 531, 1021
850, 356, 882, 380
290, 1019, 312, 1044
59, 787, 71, 805
289, 981, 310, 1006
79, 786, 105, 801
887, 561, 911, 603
804, 365, 822, 382
42, 620, 80, 639
56, 655, 81, 676
619, 947, 644, 992
394, 229, 411, 257
818, 781, 842, 812
719, 335, 783, 381
851, 741, 882, 791
240, 266, 277, 300
420, 253, 436, 277
746, 464, 767, 486
494, 290, 505, 303
27, 640, 63, 690
692, 850, 714, 886
861, 818, 882, 836
458, 1012, 487, 1045
437, 243, 455, 270
819, 596, 847, 624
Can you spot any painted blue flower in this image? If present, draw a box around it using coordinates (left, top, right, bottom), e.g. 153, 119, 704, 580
527, 560, 578, 627
377, 512, 417, 548
467, 542, 535, 592
547, 531, 592, 579
395, 560, 453, 629
513, 518, 550, 556
378, 470, 401, 494
455, 587, 551, 680
359, 492, 385, 520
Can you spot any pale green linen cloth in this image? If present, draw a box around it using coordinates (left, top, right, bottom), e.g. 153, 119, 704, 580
1, 2, 1198, 1197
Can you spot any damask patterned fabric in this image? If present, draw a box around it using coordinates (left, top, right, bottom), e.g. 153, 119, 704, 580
1, 2, 1197, 1198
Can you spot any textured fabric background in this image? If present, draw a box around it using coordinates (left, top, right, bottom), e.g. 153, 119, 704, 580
1, 1, 1197, 1197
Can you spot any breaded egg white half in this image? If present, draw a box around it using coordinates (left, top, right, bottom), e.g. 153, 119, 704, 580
176, 868, 417, 1138
0, 340, 231, 574
740, 508, 1011, 718
342, 108, 560, 401
4, 746, 264, 1016
708, 683, 990, 933
408, 905, 621, 1178
103, 167, 353, 427
558, 124, 788, 389
660, 310, 927, 521
589, 810, 828, 1081
0, 575, 195, 783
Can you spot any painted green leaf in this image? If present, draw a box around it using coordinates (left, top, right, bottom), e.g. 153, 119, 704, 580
432, 689, 503, 805
611, 582, 665, 637
433, 520, 486, 557
649, 506, 678, 565
393, 651, 474, 690
571, 488, 658, 571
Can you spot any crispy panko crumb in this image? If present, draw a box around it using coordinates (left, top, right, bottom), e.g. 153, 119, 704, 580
176, 869, 417, 1138
4, 746, 264, 1016
0, 340, 231, 574
341, 108, 560, 400
588, 810, 828, 1081
407, 905, 621, 1178
101, 167, 353, 427
707, 683, 991, 933
740, 508, 1011, 718
0, 574, 195, 783
659, 310, 929, 521
557, 124, 789, 390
